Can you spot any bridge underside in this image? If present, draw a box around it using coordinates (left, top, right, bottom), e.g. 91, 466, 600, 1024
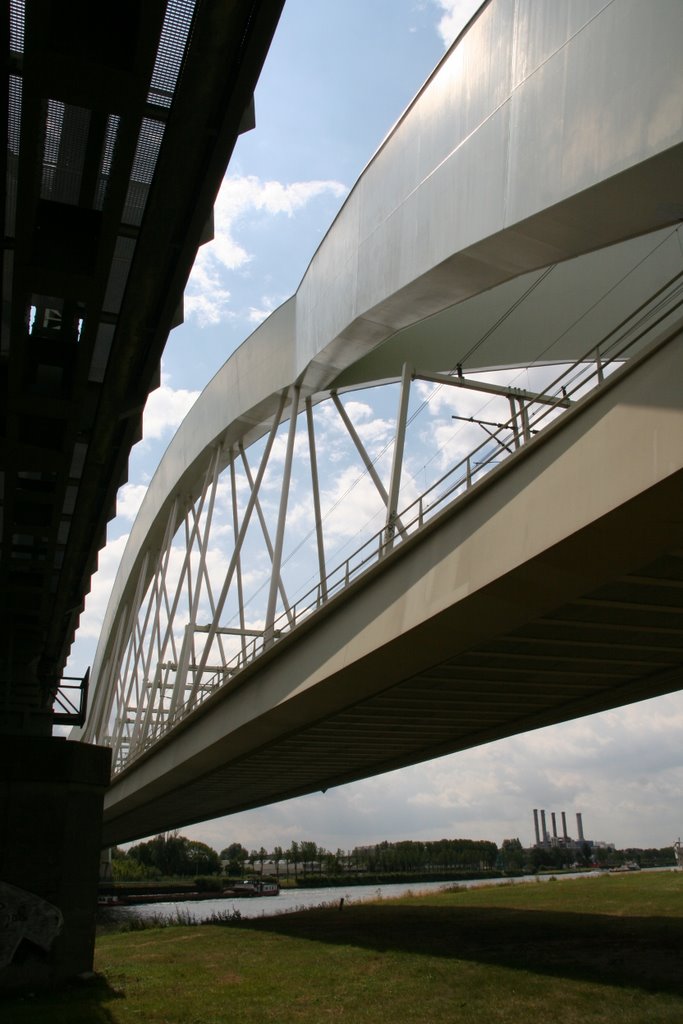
104, 538, 683, 848
102, 324, 683, 845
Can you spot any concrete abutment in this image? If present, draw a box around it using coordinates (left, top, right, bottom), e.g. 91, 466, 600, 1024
0, 736, 111, 991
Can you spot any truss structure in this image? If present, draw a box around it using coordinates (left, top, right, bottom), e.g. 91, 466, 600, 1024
71, 0, 683, 779
80, 261, 683, 776
71, 213, 683, 775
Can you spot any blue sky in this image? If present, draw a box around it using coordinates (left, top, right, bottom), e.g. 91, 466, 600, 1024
66, 0, 683, 855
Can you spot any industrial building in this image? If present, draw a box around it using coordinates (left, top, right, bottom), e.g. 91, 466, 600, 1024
531, 809, 612, 852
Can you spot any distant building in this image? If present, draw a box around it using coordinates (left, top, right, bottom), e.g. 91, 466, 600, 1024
531, 808, 613, 853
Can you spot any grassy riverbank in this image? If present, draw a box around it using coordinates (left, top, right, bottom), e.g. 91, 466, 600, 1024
6, 871, 683, 1023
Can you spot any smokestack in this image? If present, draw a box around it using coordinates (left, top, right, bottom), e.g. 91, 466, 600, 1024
561, 811, 568, 840
576, 812, 585, 842
540, 809, 548, 845
551, 812, 558, 839
533, 809, 541, 845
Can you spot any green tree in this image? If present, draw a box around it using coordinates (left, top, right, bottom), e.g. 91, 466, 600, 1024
323, 849, 342, 874
128, 832, 220, 876
220, 842, 248, 862
111, 853, 160, 881
299, 840, 319, 877
500, 838, 525, 871
186, 840, 220, 875
220, 842, 247, 875
288, 841, 300, 879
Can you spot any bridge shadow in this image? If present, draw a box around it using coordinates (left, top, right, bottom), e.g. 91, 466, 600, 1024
1, 973, 123, 1023
239, 902, 683, 996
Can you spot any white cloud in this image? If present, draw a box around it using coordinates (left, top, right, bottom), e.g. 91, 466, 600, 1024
117, 483, 148, 522
317, 397, 397, 470
322, 466, 386, 545
184, 260, 233, 328
142, 380, 201, 440
73, 532, 131, 641
340, 399, 374, 422
185, 175, 348, 327
247, 296, 280, 325
432, 0, 484, 47
245, 177, 348, 218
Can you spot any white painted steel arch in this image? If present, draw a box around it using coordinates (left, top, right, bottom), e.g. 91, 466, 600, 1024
82, 0, 683, 768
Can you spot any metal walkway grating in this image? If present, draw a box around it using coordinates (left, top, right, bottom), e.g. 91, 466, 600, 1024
149, 0, 197, 108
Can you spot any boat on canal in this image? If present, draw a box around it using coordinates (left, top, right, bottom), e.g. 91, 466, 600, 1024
223, 878, 280, 897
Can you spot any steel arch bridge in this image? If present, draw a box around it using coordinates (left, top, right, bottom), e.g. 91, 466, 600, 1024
79, 0, 683, 832
85, 271, 683, 777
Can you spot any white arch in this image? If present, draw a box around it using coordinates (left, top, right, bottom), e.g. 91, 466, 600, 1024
83, 0, 683, 741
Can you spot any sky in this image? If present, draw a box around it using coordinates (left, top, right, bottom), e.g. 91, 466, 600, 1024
65, 0, 683, 856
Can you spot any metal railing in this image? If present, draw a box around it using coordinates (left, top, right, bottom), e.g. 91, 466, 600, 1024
53, 668, 90, 727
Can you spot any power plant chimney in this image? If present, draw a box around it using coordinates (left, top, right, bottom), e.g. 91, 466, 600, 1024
551, 812, 558, 839
540, 809, 548, 845
533, 809, 541, 846
561, 811, 568, 840
576, 812, 585, 842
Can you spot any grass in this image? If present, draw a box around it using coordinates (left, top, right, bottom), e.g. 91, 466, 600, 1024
5, 871, 683, 1023
96, 907, 243, 933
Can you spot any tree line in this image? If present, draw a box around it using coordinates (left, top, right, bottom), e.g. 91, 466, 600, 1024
222, 837, 497, 876
498, 837, 677, 872
113, 833, 220, 879
112, 834, 498, 880
110, 832, 677, 881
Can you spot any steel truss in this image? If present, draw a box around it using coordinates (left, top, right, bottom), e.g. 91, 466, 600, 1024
83, 271, 683, 773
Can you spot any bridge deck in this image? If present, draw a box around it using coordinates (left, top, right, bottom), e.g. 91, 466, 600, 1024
102, 321, 683, 845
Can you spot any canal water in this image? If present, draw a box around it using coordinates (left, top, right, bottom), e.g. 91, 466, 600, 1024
105, 870, 604, 925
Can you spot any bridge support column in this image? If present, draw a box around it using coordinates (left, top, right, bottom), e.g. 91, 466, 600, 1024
0, 735, 111, 992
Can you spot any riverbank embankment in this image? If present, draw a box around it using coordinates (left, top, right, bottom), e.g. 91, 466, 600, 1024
8, 870, 683, 1024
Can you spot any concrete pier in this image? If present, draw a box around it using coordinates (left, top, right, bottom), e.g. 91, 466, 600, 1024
0, 736, 111, 991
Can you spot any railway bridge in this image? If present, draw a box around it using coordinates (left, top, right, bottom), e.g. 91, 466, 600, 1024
82, 0, 683, 845
3, 0, 683, 989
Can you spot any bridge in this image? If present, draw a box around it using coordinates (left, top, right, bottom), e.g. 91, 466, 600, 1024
79, 0, 683, 844
1, 0, 284, 990
3, 0, 683, 989
95, 324, 683, 846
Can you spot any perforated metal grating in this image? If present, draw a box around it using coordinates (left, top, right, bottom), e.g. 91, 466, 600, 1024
123, 118, 166, 226
41, 101, 91, 206
94, 115, 121, 211
5, 76, 22, 236
9, 0, 24, 55
42, 100, 64, 167
7, 76, 22, 157
148, 0, 197, 108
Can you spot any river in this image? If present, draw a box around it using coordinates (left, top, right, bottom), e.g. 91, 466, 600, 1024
104, 870, 606, 925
